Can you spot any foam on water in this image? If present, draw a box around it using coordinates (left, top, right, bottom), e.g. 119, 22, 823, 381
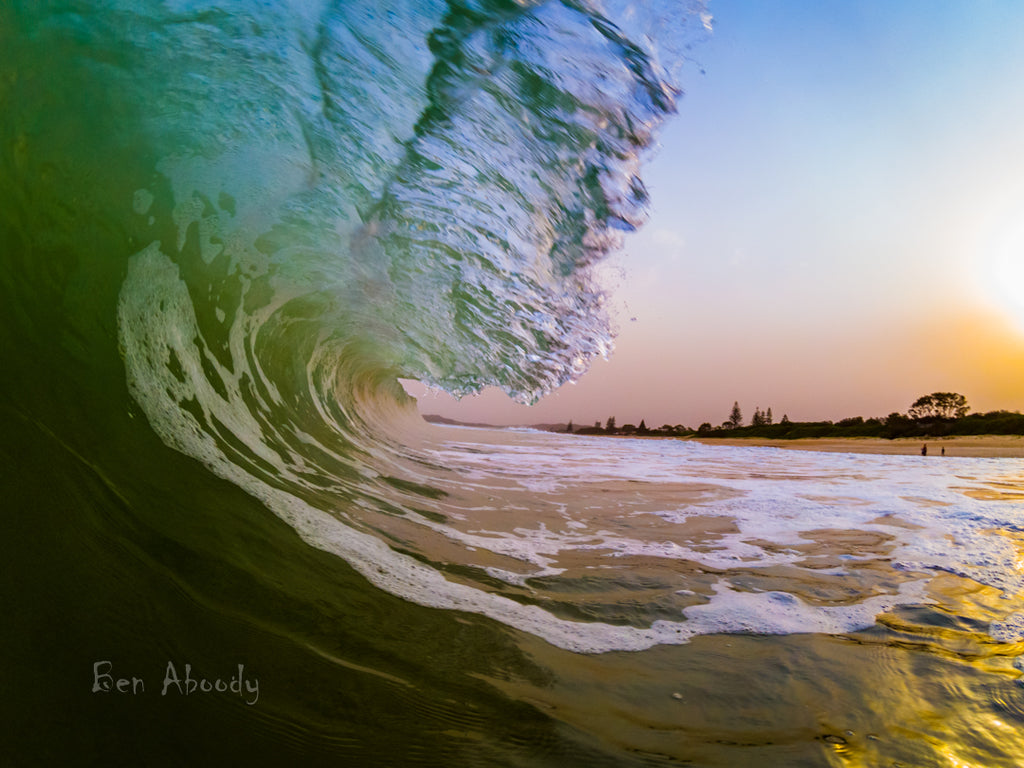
990, 613, 1024, 644
93, 0, 1022, 654
418, 431, 1024, 646
118, 248, 1024, 655
116, 243, 1024, 654
681, 580, 935, 637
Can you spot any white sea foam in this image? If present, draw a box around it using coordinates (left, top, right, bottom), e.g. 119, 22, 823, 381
990, 613, 1024, 644
423, 431, 1024, 645
433, 434, 1022, 559
681, 579, 934, 637
119, 254, 1024, 652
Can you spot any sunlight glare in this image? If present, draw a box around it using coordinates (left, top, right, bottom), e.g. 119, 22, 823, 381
978, 213, 1024, 334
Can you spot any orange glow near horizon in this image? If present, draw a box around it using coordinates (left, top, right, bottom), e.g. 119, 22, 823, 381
907, 308, 1024, 410
400, 2, 1024, 430
401, 304, 1024, 429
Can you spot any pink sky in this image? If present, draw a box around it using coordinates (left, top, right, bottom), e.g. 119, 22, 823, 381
404, 2, 1024, 427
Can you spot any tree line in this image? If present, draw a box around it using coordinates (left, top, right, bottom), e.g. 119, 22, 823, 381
563, 392, 1024, 439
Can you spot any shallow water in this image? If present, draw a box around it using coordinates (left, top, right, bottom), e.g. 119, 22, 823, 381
401, 428, 1024, 649
3, 1, 1023, 764
5, 415, 1023, 765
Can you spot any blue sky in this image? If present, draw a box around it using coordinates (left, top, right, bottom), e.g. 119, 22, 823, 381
405, 0, 1024, 427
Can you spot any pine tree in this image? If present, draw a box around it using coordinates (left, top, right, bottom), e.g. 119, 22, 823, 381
766, 407, 773, 425
605, 416, 616, 432
638, 419, 647, 434
728, 401, 743, 429
780, 413, 790, 425
566, 419, 573, 433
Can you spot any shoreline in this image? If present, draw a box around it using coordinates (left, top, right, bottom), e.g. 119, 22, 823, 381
684, 435, 1024, 458
423, 417, 1024, 458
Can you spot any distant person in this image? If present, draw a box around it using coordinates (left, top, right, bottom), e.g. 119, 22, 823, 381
941, 447, 946, 456
921, 443, 927, 456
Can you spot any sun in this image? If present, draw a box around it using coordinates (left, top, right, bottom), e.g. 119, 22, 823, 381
977, 216, 1024, 334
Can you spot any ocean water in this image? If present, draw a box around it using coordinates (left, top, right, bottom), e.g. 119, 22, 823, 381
2, 1, 1023, 766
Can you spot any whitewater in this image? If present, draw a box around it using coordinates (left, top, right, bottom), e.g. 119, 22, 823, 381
3, 0, 1023, 765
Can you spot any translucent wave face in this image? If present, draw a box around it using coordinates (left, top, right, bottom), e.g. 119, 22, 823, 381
94, 0, 703, 491
102, 0, 708, 404
26, 0, 1024, 657
103, 0, 712, 652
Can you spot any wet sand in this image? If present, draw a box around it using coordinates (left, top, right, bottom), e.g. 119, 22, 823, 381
688, 435, 1024, 458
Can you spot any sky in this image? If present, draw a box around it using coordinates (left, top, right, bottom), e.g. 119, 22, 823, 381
403, 0, 1024, 428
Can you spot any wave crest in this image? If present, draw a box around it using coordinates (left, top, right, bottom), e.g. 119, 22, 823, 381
102, 0, 711, 652
111, 0, 707, 405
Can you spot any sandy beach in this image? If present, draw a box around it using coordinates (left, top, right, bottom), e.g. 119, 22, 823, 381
687, 434, 1024, 458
